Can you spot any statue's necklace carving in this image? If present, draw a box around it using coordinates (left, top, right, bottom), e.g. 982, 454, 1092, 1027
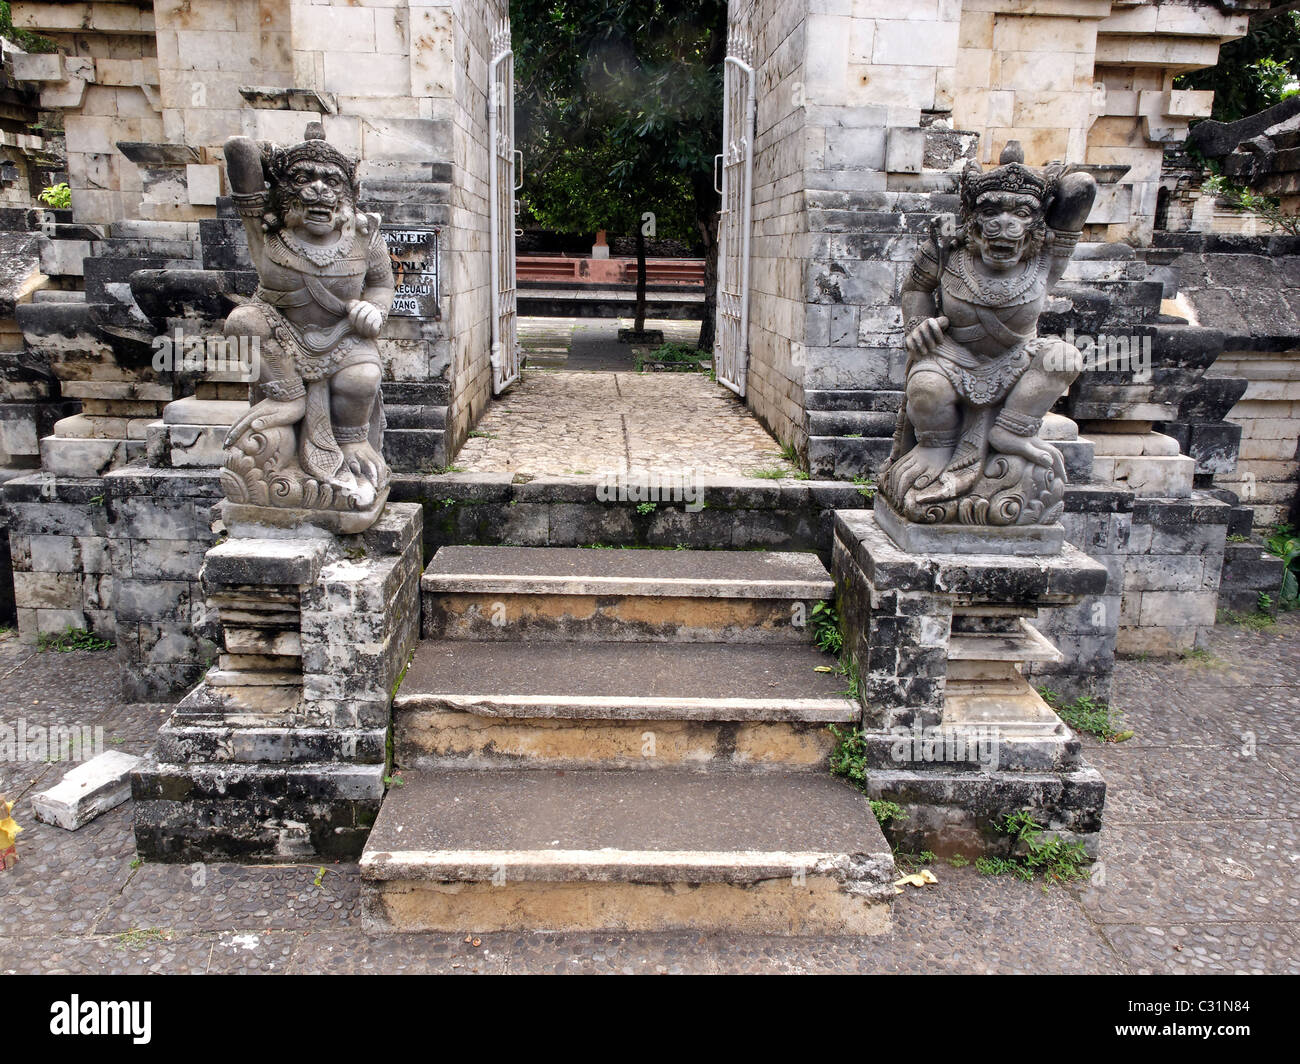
953, 246, 1046, 307
277, 226, 355, 269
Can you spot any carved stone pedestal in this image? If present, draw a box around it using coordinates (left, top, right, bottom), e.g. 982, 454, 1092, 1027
833, 509, 1110, 858
131, 503, 422, 861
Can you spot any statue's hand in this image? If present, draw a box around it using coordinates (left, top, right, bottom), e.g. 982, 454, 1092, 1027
224, 396, 307, 449
905, 316, 949, 358
347, 300, 384, 339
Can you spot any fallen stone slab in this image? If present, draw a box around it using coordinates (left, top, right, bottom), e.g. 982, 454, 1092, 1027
31, 750, 143, 830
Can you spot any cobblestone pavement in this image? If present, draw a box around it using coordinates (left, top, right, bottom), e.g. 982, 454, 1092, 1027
1, 615, 1297, 974
455, 365, 794, 479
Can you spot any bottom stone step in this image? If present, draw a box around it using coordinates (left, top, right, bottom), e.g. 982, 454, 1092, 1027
361, 768, 894, 935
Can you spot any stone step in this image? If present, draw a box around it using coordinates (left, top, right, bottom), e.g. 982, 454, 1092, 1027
360, 768, 894, 934
806, 409, 899, 437
393, 639, 855, 770
808, 435, 893, 479
385, 403, 446, 430
383, 427, 445, 472
421, 545, 834, 642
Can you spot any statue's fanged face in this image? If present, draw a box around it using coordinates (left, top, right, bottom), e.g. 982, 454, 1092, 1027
969, 191, 1044, 271
282, 160, 354, 237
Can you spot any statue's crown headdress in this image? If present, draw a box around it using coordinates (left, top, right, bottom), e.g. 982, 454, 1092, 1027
961, 142, 1060, 215
266, 122, 359, 191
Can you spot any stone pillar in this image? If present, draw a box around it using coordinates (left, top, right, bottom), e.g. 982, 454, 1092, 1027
132, 502, 422, 861
833, 509, 1110, 857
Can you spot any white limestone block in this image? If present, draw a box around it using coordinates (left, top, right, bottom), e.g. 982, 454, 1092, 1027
31, 751, 143, 830
186, 163, 221, 205
11, 51, 63, 82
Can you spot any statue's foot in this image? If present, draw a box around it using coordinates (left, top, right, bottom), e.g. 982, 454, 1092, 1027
884, 445, 954, 503
911, 440, 984, 508
988, 424, 1056, 470
341, 440, 389, 490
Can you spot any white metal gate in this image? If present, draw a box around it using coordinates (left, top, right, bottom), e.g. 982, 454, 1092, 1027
489, 17, 521, 394
714, 29, 755, 398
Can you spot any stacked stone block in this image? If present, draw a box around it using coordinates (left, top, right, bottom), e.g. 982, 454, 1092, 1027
832, 509, 1109, 857
104, 465, 221, 700
3, 472, 114, 641
133, 503, 423, 861
1118, 495, 1230, 654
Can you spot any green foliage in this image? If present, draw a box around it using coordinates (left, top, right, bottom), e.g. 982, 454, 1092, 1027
810, 600, 843, 655
635, 341, 711, 372
1218, 607, 1276, 630
868, 799, 906, 826
946, 854, 971, 868
1178, 11, 1300, 122
38, 627, 114, 653
1039, 687, 1132, 743
1202, 174, 1300, 235
852, 475, 876, 501
635, 501, 656, 514
650, 341, 708, 364
1266, 522, 1300, 608
115, 928, 169, 951
1180, 645, 1220, 665
513, 0, 725, 243
0, 3, 55, 53
37, 182, 71, 209
828, 723, 868, 791
977, 811, 1091, 886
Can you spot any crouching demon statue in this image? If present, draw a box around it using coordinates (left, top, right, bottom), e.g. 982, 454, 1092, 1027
878, 142, 1097, 527
219, 122, 394, 533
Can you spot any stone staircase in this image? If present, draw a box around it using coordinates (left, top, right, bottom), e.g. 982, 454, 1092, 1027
360, 546, 895, 935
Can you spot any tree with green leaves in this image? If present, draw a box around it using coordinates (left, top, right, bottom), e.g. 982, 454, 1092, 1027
513, 0, 726, 343
1179, 5, 1300, 122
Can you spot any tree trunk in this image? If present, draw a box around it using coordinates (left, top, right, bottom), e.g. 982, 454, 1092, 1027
634, 223, 647, 334
696, 207, 719, 351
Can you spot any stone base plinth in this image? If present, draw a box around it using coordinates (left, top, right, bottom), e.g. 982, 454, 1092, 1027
865, 765, 1106, 860
873, 495, 1065, 556
832, 510, 1109, 857
132, 502, 422, 862
221, 489, 390, 536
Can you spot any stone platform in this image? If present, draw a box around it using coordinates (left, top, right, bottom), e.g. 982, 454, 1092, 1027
131, 503, 423, 862
834, 509, 1111, 856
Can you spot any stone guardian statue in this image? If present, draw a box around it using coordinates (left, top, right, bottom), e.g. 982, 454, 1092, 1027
219, 122, 394, 533
878, 143, 1097, 530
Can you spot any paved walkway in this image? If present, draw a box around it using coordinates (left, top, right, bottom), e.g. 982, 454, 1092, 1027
1, 613, 1297, 973
455, 368, 794, 478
